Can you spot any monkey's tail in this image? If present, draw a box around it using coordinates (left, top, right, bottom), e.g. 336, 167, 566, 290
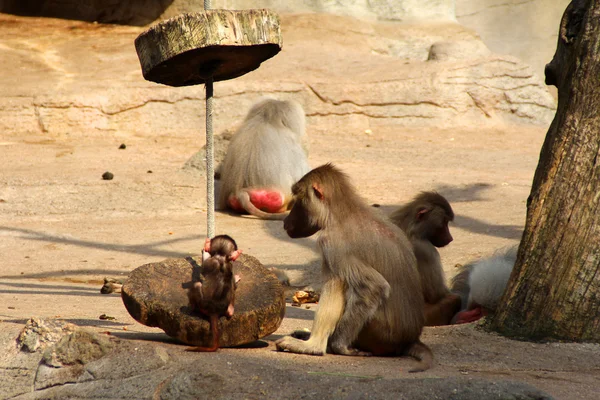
186, 314, 220, 352
449, 263, 474, 311
404, 340, 433, 373
236, 190, 290, 220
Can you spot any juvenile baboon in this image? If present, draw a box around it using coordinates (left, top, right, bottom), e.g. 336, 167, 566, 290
218, 99, 310, 220
390, 192, 461, 326
187, 235, 241, 352
275, 164, 433, 372
451, 246, 516, 324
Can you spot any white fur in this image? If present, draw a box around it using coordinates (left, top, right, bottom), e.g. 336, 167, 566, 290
468, 246, 517, 310
218, 99, 310, 210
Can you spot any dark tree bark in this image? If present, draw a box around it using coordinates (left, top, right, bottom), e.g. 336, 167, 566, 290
490, 0, 600, 341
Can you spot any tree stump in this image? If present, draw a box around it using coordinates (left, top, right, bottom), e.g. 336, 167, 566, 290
134, 9, 282, 86
490, 0, 600, 341
121, 254, 285, 347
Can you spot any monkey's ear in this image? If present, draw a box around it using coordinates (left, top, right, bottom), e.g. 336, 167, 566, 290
312, 183, 324, 200
416, 207, 430, 220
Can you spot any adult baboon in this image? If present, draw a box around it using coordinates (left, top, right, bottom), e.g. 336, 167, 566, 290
218, 99, 310, 220
390, 192, 461, 326
451, 246, 516, 324
276, 164, 433, 372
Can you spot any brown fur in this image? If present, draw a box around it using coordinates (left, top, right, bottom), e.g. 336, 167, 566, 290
390, 192, 461, 326
218, 99, 310, 219
276, 164, 433, 372
187, 235, 239, 352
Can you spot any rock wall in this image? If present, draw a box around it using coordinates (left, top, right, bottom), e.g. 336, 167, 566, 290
163, 0, 456, 22
0, 0, 175, 25
0, 0, 568, 87
0, 0, 456, 25
0, 13, 555, 141
456, 0, 570, 86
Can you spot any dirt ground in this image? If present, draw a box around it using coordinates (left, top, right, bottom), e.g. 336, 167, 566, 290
3, 124, 600, 399
0, 12, 599, 400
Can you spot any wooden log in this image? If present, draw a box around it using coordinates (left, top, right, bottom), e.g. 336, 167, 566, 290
121, 253, 285, 347
134, 9, 282, 86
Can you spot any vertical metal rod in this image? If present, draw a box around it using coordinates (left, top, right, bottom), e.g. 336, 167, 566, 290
205, 76, 215, 239
204, 0, 213, 239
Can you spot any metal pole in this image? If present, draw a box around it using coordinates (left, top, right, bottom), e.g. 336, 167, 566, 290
205, 0, 214, 239
205, 76, 215, 239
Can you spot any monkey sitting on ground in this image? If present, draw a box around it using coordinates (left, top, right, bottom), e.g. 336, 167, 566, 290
275, 164, 433, 372
187, 235, 242, 352
389, 192, 462, 326
218, 98, 310, 220
450, 246, 516, 324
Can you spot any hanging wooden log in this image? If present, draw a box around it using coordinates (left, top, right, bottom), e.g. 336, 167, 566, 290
134, 9, 282, 86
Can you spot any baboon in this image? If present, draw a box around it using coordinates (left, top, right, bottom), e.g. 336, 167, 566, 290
451, 246, 516, 324
390, 192, 461, 326
187, 235, 241, 352
275, 164, 433, 372
218, 99, 310, 220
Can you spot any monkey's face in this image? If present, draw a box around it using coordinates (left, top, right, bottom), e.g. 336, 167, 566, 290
430, 221, 453, 248
283, 182, 322, 238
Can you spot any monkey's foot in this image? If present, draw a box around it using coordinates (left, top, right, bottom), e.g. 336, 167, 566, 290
186, 346, 218, 352
330, 343, 372, 357
275, 336, 324, 355
226, 304, 234, 317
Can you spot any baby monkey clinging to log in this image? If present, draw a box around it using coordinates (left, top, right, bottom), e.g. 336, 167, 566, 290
187, 235, 241, 352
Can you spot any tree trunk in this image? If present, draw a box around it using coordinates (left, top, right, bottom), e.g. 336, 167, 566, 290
490, 0, 600, 341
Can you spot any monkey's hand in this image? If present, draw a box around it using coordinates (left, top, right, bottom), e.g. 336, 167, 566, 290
275, 336, 325, 356
230, 249, 242, 261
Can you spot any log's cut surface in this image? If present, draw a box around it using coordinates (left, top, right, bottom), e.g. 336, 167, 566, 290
135, 9, 282, 86
121, 254, 286, 347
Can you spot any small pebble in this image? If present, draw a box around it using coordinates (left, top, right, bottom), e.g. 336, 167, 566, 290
119, 143, 126, 149
102, 171, 114, 180
147, 170, 153, 174
371, 204, 381, 208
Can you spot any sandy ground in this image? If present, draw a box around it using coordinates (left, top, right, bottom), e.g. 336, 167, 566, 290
2, 124, 600, 399
0, 12, 598, 400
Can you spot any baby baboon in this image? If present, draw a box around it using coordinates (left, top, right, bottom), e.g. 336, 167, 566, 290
218, 98, 310, 220
390, 192, 461, 326
276, 164, 433, 372
187, 235, 241, 352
